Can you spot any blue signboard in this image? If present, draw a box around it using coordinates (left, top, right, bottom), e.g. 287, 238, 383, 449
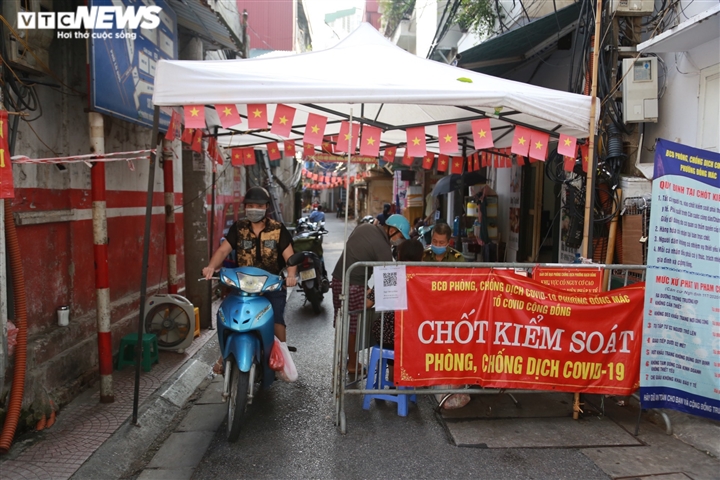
90, 0, 177, 129
640, 139, 720, 421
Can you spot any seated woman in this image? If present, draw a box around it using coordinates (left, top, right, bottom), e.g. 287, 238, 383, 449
366, 239, 424, 351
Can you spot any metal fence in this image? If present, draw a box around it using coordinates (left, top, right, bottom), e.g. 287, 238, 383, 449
332, 261, 647, 434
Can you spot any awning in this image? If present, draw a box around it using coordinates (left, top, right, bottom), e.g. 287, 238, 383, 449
638, 4, 720, 53
168, 0, 243, 51
458, 3, 581, 77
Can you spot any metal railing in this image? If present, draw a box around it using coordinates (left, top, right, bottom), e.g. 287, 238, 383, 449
332, 261, 647, 434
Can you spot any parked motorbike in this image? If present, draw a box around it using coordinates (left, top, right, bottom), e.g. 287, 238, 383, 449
207, 266, 287, 442
290, 227, 329, 314
359, 215, 376, 224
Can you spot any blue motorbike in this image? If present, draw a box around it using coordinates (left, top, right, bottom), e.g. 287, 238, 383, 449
213, 265, 284, 442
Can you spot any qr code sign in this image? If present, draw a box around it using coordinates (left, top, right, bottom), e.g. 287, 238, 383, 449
383, 272, 397, 287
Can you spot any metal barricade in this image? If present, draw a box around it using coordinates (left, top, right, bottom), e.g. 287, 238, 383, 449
332, 261, 647, 434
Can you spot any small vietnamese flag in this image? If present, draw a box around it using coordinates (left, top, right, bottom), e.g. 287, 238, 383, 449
438, 123, 459, 154
580, 144, 590, 172
271, 104, 295, 137
284, 140, 296, 157
450, 156, 463, 174
321, 136, 334, 154
516, 155, 526, 166
215, 104, 242, 129
243, 148, 256, 166
231, 148, 243, 166
469, 152, 478, 171
422, 152, 435, 170
181, 127, 194, 145
471, 118, 493, 150
511, 126, 532, 156
401, 148, 413, 166
165, 110, 181, 141
493, 155, 500, 168
382, 146, 397, 162
504, 155, 512, 168
267, 142, 281, 161
437, 154, 449, 172
563, 156, 575, 172
191, 129, 203, 152
207, 137, 218, 159
481, 152, 488, 167
558, 134, 577, 158
336, 122, 360, 153
529, 130, 550, 161
359, 125, 382, 157
304, 113, 328, 146
405, 126, 426, 157
247, 104, 268, 129
303, 143, 315, 158
184, 105, 206, 129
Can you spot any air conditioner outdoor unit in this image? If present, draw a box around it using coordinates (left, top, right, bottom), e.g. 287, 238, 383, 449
611, 0, 654, 16
2, 0, 55, 76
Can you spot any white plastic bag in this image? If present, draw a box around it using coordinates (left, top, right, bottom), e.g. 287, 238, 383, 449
274, 336, 298, 382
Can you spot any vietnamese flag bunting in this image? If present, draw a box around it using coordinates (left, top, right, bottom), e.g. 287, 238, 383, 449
580, 144, 590, 172
494, 154, 501, 168
422, 152, 435, 170
437, 154, 449, 172
511, 126, 532, 156
321, 136, 334, 154
181, 127, 194, 145
284, 140, 296, 158
165, 110, 181, 141
529, 130, 550, 161
564, 154, 576, 172
471, 118, 493, 150
271, 104, 295, 137
336, 121, 360, 153
470, 152, 478, 171
450, 156, 463, 174
406, 126, 426, 157
267, 142, 281, 161
215, 104, 242, 129
383, 146, 397, 162
191, 129, 203, 152
359, 125, 382, 157
247, 104, 268, 129
516, 155, 526, 166
207, 137, 218, 160
481, 152, 488, 167
231, 148, 243, 166
438, 123, 459, 154
184, 105, 206, 129
303, 143, 315, 158
0, 109, 13, 199
243, 148, 256, 166
401, 148, 413, 166
558, 134, 577, 158
304, 113, 328, 146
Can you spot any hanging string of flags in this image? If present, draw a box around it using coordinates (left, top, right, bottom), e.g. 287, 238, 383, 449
171, 103, 584, 174
300, 168, 370, 190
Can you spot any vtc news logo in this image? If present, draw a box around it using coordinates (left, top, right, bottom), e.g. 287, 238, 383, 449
17, 6, 161, 39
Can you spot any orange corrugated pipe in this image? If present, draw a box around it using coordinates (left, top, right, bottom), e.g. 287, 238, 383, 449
584, 36, 594, 96
0, 199, 28, 454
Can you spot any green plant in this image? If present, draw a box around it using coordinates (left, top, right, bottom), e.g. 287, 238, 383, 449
380, 0, 416, 36
456, 0, 496, 37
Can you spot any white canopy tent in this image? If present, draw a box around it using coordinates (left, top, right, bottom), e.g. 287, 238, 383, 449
152, 23, 597, 152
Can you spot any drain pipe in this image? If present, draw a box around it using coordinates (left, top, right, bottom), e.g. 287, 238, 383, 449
162, 139, 178, 294
89, 112, 114, 403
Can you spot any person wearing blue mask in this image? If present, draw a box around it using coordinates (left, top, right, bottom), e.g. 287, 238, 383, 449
422, 222, 464, 262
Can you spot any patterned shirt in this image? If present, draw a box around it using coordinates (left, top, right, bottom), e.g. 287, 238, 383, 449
224, 218, 293, 275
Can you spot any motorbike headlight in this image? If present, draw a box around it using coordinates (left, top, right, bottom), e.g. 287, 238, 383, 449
221, 274, 238, 288
238, 273, 267, 293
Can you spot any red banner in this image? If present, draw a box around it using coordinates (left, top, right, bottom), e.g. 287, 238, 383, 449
395, 267, 643, 395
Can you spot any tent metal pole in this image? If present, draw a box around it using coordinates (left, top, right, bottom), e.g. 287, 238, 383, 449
577, 0, 604, 422
133, 105, 160, 425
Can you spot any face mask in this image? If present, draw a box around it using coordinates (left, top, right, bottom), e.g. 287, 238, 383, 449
391, 238, 404, 247
431, 245, 447, 255
246, 208, 266, 223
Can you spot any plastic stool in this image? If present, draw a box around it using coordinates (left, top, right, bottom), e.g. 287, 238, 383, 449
362, 347, 416, 416
194, 307, 200, 338
116, 333, 159, 372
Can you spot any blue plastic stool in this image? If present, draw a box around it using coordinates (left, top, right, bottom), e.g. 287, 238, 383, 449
362, 346, 416, 416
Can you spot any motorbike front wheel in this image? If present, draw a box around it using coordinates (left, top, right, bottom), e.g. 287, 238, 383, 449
227, 362, 250, 442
